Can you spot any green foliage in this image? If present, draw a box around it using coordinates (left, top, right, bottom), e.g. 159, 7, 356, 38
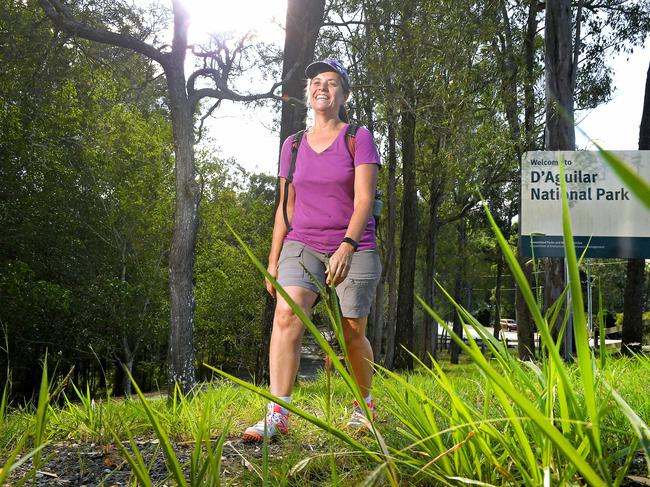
1, 355, 650, 485
0, 0, 173, 397
194, 157, 275, 374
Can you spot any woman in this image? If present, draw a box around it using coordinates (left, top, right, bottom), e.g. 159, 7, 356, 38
243, 58, 381, 443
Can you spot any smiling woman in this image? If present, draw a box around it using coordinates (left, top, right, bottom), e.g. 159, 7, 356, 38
182, 0, 286, 42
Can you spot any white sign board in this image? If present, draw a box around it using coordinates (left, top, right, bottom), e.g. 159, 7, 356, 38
521, 151, 650, 258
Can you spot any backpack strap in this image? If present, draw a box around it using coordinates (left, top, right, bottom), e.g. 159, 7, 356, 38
346, 124, 383, 234
345, 124, 358, 161
283, 130, 305, 232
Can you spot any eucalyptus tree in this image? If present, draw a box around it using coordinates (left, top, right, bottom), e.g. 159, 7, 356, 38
255, 0, 326, 384
487, 0, 650, 358
489, 0, 546, 358
542, 1, 576, 355
622, 61, 650, 354
349, 0, 401, 367
37, 0, 297, 392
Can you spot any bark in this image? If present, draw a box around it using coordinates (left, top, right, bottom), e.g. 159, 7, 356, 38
544, 0, 575, 357
514, 0, 543, 357
393, 99, 418, 370
277, 0, 325, 145
621, 61, 650, 354
423, 152, 445, 361
423, 200, 440, 360
516, 241, 537, 358
497, 0, 537, 358
122, 337, 135, 397
371, 280, 385, 357
165, 6, 198, 393
493, 252, 504, 341
622, 259, 645, 354
255, 0, 325, 385
382, 116, 399, 368
544, 0, 575, 151
640, 61, 650, 151
523, 0, 541, 146
450, 219, 467, 365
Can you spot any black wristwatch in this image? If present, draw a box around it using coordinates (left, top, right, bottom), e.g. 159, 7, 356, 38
342, 237, 359, 251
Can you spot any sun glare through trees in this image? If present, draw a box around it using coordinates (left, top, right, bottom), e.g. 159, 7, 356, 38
182, 0, 286, 42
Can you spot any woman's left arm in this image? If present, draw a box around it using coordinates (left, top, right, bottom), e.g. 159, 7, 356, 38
326, 163, 378, 286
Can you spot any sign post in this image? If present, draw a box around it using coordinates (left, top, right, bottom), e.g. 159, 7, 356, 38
520, 151, 650, 359
521, 151, 650, 259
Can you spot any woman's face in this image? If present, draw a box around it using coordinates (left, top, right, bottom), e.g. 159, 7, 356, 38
308, 71, 348, 113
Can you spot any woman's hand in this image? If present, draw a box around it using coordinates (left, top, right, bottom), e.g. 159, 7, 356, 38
326, 242, 355, 286
265, 263, 278, 298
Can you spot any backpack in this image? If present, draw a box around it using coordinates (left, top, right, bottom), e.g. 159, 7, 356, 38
281, 124, 382, 233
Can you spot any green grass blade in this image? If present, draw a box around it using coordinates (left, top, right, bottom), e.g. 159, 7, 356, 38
598, 286, 606, 368
481, 200, 577, 408
111, 428, 155, 487
209, 420, 230, 487
0, 380, 8, 426
559, 159, 601, 458
125, 368, 188, 487
204, 364, 373, 456
418, 297, 606, 486
596, 145, 650, 211
0, 436, 45, 485
603, 379, 650, 476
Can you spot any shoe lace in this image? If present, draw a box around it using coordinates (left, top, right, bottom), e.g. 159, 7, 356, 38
263, 404, 288, 430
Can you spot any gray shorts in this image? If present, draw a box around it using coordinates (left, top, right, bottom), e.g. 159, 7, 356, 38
277, 241, 381, 318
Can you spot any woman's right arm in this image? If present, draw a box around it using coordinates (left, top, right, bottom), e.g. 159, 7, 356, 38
266, 177, 294, 297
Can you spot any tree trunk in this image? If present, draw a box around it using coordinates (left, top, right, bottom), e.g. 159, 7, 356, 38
423, 167, 443, 361
493, 252, 504, 340
640, 61, 650, 151
621, 61, 650, 354
544, 0, 575, 151
121, 337, 135, 397
544, 0, 575, 358
254, 0, 326, 384
371, 280, 385, 357
496, 0, 539, 357
393, 100, 418, 370
514, 0, 543, 356
383, 116, 399, 368
165, 60, 198, 393
278, 0, 325, 145
450, 218, 467, 364
622, 259, 645, 354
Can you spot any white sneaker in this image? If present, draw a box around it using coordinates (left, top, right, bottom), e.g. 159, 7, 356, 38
242, 403, 289, 443
346, 399, 375, 429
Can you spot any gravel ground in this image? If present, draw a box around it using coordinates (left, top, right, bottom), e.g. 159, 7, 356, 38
8, 437, 286, 486
8, 436, 650, 485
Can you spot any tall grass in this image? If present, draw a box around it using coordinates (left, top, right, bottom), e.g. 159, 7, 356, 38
3, 149, 649, 485
0, 359, 53, 486
208, 222, 399, 486
211, 151, 650, 485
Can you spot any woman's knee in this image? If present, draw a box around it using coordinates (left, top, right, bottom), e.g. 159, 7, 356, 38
343, 319, 368, 347
274, 300, 304, 332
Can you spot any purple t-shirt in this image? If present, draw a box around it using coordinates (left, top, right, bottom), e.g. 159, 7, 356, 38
279, 124, 381, 253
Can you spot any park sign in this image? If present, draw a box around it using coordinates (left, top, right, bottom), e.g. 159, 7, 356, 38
520, 151, 650, 258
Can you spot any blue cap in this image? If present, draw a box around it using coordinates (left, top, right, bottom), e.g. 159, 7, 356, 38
305, 58, 351, 92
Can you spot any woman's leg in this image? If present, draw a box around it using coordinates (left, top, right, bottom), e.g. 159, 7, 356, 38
341, 315, 373, 397
269, 285, 319, 396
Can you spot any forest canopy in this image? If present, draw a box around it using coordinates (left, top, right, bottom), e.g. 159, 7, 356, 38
1, 0, 649, 399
